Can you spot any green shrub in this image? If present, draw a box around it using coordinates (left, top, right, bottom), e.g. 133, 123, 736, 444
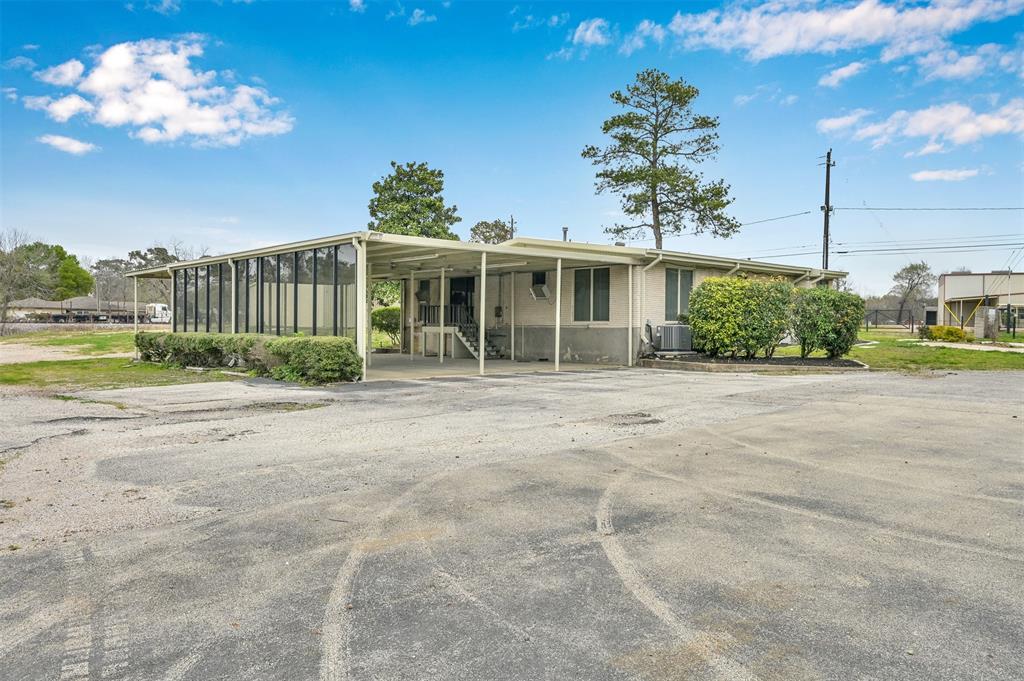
135, 332, 260, 367
924, 325, 969, 342
264, 336, 362, 384
371, 306, 401, 346
689, 277, 794, 358
790, 287, 865, 358
917, 324, 931, 340
745, 279, 793, 359
135, 332, 363, 384
689, 277, 747, 357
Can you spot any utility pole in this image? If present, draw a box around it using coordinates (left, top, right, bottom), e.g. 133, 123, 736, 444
820, 149, 836, 270
509, 214, 515, 239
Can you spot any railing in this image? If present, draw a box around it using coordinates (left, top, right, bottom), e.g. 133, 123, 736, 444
419, 304, 475, 326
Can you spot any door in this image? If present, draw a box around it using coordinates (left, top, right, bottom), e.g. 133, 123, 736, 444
448, 277, 475, 324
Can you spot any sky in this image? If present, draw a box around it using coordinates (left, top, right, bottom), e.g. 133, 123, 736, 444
1, 0, 1022, 295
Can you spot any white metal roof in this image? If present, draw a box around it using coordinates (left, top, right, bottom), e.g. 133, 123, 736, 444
128, 230, 848, 280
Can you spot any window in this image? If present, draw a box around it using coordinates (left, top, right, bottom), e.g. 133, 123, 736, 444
316, 248, 333, 336
296, 250, 314, 334
532, 271, 547, 286
665, 267, 694, 321
573, 267, 610, 322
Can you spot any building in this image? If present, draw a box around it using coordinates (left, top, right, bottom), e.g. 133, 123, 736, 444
936, 271, 1022, 329
4, 296, 143, 323
127, 231, 847, 379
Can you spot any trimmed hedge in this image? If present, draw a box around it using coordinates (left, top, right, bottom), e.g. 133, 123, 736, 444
135, 332, 260, 367
919, 325, 969, 342
790, 287, 865, 358
690, 277, 864, 359
689, 277, 794, 358
263, 336, 362, 384
134, 332, 362, 384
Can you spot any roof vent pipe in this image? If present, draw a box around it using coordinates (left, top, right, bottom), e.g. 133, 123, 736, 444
562, 226, 568, 241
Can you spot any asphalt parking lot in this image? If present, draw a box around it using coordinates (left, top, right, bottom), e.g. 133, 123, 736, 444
1, 368, 1022, 680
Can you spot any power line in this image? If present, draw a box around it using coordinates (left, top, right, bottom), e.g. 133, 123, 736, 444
741, 210, 814, 226
835, 242, 1024, 254
733, 234, 1022, 258
834, 206, 1024, 211
741, 243, 1023, 259
835, 246, 1023, 258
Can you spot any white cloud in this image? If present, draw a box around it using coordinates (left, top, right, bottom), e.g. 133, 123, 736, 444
620, 19, 666, 56
513, 12, 569, 32
735, 85, 798, 108
22, 37, 294, 147
37, 134, 99, 155
910, 168, 979, 181
147, 0, 181, 15
22, 44, 40, 51
34, 59, 85, 86
854, 98, 1024, 148
916, 43, 1003, 80
819, 61, 867, 87
667, 0, 1024, 61
3, 87, 17, 102
904, 140, 946, 157
26, 94, 95, 122
546, 47, 574, 61
816, 108, 873, 133
573, 18, 611, 47
408, 8, 436, 26
549, 13, 568, 28
734, 92, 757, 106
3, 56, 36, 70
349, 0, 366, 12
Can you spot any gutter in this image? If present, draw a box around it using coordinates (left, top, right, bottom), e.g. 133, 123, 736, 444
642, 254, 664, 272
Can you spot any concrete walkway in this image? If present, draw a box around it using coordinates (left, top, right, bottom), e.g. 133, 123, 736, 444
365, 352, 616, 380
920, 341, 1024, 353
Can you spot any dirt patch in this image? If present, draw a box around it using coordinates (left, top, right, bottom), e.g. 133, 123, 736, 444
608, 411, 664, 426
0, 343, 132, 364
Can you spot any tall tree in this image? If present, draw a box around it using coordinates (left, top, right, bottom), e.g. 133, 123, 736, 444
8, 241, 93, 302
367, 161, 461, 240
890, 262, 936, 323
0, 229, 33, 328
582, 69, 740, 250
469, 219, 513, 244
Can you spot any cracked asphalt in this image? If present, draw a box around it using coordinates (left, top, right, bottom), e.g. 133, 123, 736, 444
1, 368, 1022, 680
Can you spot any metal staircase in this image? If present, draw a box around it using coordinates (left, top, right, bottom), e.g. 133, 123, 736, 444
455, 317, 501, 360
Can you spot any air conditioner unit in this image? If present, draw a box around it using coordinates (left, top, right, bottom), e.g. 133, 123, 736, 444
529, 284, 550, 300
655, 324, 691, 351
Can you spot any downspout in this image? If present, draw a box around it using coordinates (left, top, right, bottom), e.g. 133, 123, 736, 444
726, 262, 742, 276
640, 254, 663, 347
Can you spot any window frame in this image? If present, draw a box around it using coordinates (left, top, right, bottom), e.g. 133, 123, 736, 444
664, 266, 694, 322
572, 266, 611, 323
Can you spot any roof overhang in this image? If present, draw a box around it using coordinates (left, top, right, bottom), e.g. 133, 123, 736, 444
128, 231, 848, 281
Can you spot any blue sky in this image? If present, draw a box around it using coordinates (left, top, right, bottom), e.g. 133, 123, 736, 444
1, 0, 1022, 294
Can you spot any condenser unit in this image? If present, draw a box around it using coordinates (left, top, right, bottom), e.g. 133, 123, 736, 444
529, 284, 550, 300
655, 324, 691, 351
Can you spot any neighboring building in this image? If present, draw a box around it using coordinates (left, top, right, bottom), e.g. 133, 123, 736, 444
936, 271, 1023, 328
128, 232, 847, 379
4, 296, 145, 323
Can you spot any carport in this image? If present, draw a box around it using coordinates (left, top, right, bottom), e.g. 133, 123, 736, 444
361, 232, 637, 380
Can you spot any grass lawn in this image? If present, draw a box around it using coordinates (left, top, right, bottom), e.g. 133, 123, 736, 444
0, 330, 136, 355
0, 358, 241, 392
776, 328, 1024, 371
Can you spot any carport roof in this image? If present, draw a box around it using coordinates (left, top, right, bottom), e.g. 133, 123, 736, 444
127, 230, 848, 280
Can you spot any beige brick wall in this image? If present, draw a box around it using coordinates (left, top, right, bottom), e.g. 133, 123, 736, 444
411, 262, 824, 331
